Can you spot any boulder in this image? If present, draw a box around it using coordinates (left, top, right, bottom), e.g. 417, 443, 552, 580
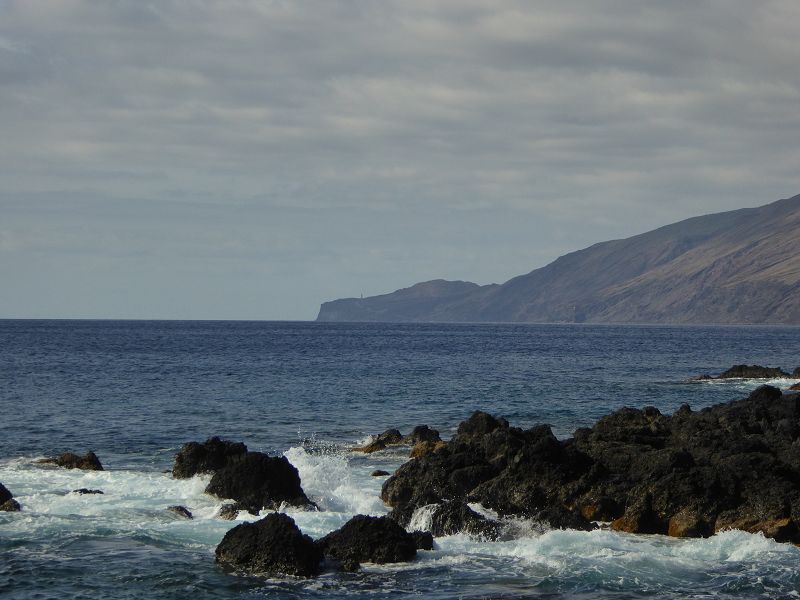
371, 470, 390, 477
352, 429, 403, 454
172, 437, 247, 479
167, 505, 193, 519
0, 482, 12, 505
205, 452, 314, 513
38, 451, 103, 471
668, 508, 712, 538
218, 503, 245, 520
403, 425, 441, 445
417, 500, 501, 539
0, 499, 20, 512
216, 513, 322, 577
72, 488, 104, 495
317, 515, 416, 571
789, 382, 800, 391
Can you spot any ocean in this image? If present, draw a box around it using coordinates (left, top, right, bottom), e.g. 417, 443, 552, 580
1, 320, 799, 598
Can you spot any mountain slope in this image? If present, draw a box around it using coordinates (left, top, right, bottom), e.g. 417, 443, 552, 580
317, 194, 800, 324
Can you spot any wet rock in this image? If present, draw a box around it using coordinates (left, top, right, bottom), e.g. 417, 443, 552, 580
172, 437, 247, 479
793, 367, 800, 378
425, 500, 502, 539
410, 530, 434, 550
218, 503, 245, 520
38, 451, 103, 471
371, 470, 390, 477
714, 364, 790, 379
403, 425, 441, 445
167, 505, 193, 519
352, 429, 403, 453
381, 385, 800, 544
789, 382, 800, 391
0, 483, 12, 505
668, 508, 712, 538
205, 452, 315, 513
409, 441, 447, 459
216, 513, 322, 577
0, 499, 21, 512
317, 515, 416, 571
72, 488, 104, 495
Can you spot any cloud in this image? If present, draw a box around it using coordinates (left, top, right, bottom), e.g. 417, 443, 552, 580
0, 0, 798, 318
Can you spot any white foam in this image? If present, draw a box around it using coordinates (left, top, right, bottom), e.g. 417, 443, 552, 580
283, 446, 389, 516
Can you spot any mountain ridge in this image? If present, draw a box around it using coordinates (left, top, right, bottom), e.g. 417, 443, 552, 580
317, 194, 800, 324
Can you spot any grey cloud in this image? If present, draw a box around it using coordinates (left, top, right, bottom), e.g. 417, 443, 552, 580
0, 0, 798, 318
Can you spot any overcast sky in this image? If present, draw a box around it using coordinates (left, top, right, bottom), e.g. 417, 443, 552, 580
1, 1, 798, 319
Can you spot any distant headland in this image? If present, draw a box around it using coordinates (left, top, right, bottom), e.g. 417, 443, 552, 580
318, 194, 800, 324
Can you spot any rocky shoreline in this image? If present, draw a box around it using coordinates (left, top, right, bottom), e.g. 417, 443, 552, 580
4, 368, 800, 579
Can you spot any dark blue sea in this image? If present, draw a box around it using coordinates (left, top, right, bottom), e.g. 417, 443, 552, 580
2, 320, 800, 599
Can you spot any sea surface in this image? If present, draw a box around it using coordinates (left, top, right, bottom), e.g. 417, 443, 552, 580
1, 320, 800, 599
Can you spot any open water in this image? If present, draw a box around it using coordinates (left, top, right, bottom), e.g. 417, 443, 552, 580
1, 320, 799, 599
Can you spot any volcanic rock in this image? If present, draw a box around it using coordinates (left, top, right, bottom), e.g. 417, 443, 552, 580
352, 429, 403, 453
317, 515, 416, 571
714, 364, 790, 379
215, 513, 322, 577
72, 488, 104, 495
409, 441, 447, 459
167, 505, 193, 519
38, 451, 103, 471
371, 470, 390, 477
218, 503, 245, 520
0, 482, 12, 505
790, 382, 800, 391
0, 499, 20, 512
410, 530, 434, 550
205, 452, 315, 513
173, 437, 247, 478
403, 425, 441, 445
381, 387, 800, 543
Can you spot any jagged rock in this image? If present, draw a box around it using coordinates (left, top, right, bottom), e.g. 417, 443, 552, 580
72, 488, 104, 495
371, 470, 390, 477
411, 530, 434, 550
0, 499, 20, 512
793, 367, 800, 378
216, 513, 322, 577
409, 441, 447, 459
0, 483, 12, 505
668, 508, 712, 538
205, 452, 314, 513
317, 515, 416, 571
715, 364, 790, 379
38, 451, 103, 471
218, 503, 244, 520
417, 500, 502, 539
172, 437, 248, 478
352, 429, 403, 453
403, 425, 441, 445
167, 505, 193, 519
381, 386, 800, 544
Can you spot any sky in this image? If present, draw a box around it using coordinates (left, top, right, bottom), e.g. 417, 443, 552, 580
1, 0, 798, 320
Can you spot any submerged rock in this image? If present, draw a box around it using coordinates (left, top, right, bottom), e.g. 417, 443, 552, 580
789, 382, 800, 391
216, 513, 322, 577
0, 499, 20, 512
218, 503, 244, 520
72, 488, 104, 495
371, 470, 390, 477
381, 386, 800, 544
167, 505, 193, 519
172, 437, 248, 479
317, 515, 417, 571
205, 452, 315, 513
38, 451, 103, 471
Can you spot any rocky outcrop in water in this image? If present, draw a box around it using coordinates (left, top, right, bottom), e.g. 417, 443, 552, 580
38, 451, 103, 471
352, 425, 441, 453
317, 515, 417, 571
216, 513, 323, 577
695, 364, 793, 380
167, 505, 193, 519
72, 488, 104, 495
205, 452, 315, 514
0, 482, 20, 512
172, 437, 248, 478
382, 386, 800, 543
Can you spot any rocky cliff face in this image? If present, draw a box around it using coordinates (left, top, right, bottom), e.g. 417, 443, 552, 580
317, 194, 800, 324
